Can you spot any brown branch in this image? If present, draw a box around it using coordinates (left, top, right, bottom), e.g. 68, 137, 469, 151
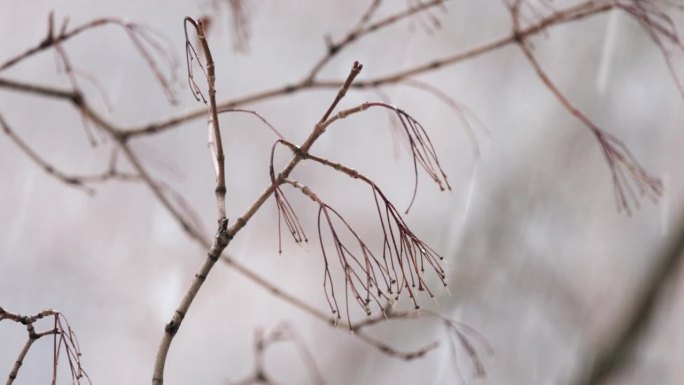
151, 61, 364, 385
7, 333, 40, 385
353, 0, 383, 32
222, 254, 453, 362
0, 112, 140, 194
306, 0, 447, 81
227, 323, 325, 385
513, 12, 662, 213
1, 10, 459, 374
0, 14, 178, 102
1, 307, 89, 385
112, 0, 620, 141
1, 70, 439, 373
0, 77, 78, 99
355, 330, 439, 361
184, 17, 226, 223
2, 1, 649, 142
216, 108, 285, 139
52, 40, 99, 144
350, 308, 492, 378
616, 0, 684, 99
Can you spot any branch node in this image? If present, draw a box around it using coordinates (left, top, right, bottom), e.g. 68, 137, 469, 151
164, 321, 179, 336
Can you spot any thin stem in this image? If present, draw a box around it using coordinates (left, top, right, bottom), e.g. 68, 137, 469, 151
306, 0, 445, 81
184, 17, 226, 222
515, 22, 661, 213
6, 335, 38, 385
1, 309, 88, 385
151, 61, 364, 385
111, 1, 619, 139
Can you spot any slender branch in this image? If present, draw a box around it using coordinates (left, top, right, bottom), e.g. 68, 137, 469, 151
151, 61, 364, 385
0, 111, 92, 193
111, 0, 619, 139
512, 8, 662, 213
1, 15, 178, 102
0, 77, 76, 99
1, 308, 89, 385
0, 112, 140, 193
227, 323, 326, 385
353, 330, 439, 361
0, 78, 338, 344
1, 67, 444, 370
353, 0, 382, 31
306, 0, 446, 81
7, 335, 38, 385
318, 61, 363, 124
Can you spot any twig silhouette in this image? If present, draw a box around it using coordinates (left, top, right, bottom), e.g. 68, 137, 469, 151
508, 0, 664, 214
227, 323, 325, 385
153, 55, 364, 384
1, 307, 90, 385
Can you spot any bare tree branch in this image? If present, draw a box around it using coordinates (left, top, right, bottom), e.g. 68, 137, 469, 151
0, 307, 90, 385
152, 60, 364, 385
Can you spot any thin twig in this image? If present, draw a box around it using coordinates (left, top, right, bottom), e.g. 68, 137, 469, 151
0, 112, 140, 194
1, 308, 89, 385
513, 10, 662, 213
307, 0, 446, 81
227, 323, 326, 385
152, 61, 364, 385
0, 15, 178, 102
112, 1, 620, 140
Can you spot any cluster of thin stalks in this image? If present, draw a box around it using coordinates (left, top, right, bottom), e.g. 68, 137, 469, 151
270, 116, 450, 325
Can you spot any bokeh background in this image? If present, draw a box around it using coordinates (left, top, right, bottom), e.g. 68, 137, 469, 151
1, 1, 683, 384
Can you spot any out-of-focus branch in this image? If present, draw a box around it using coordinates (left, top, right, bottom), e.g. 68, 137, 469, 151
0, 14, 178, 102
573, 214, 684, 385
1, 2, 682, 383
227, 323, 325, 385
153, 18, 228, 385
0, 3, 488, 383
1, 72, 436, 365
152, 61, 363, 385
220, 254, 441, 362
509, 2, 663, 213
114, 0, 619, 139
306, 0, 447, 81
0, 112, 140, 193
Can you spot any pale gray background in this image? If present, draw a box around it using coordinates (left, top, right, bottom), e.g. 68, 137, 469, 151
1, 1, 683, 384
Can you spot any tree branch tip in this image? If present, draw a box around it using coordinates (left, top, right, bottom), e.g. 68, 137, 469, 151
352, 61, 363, 72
